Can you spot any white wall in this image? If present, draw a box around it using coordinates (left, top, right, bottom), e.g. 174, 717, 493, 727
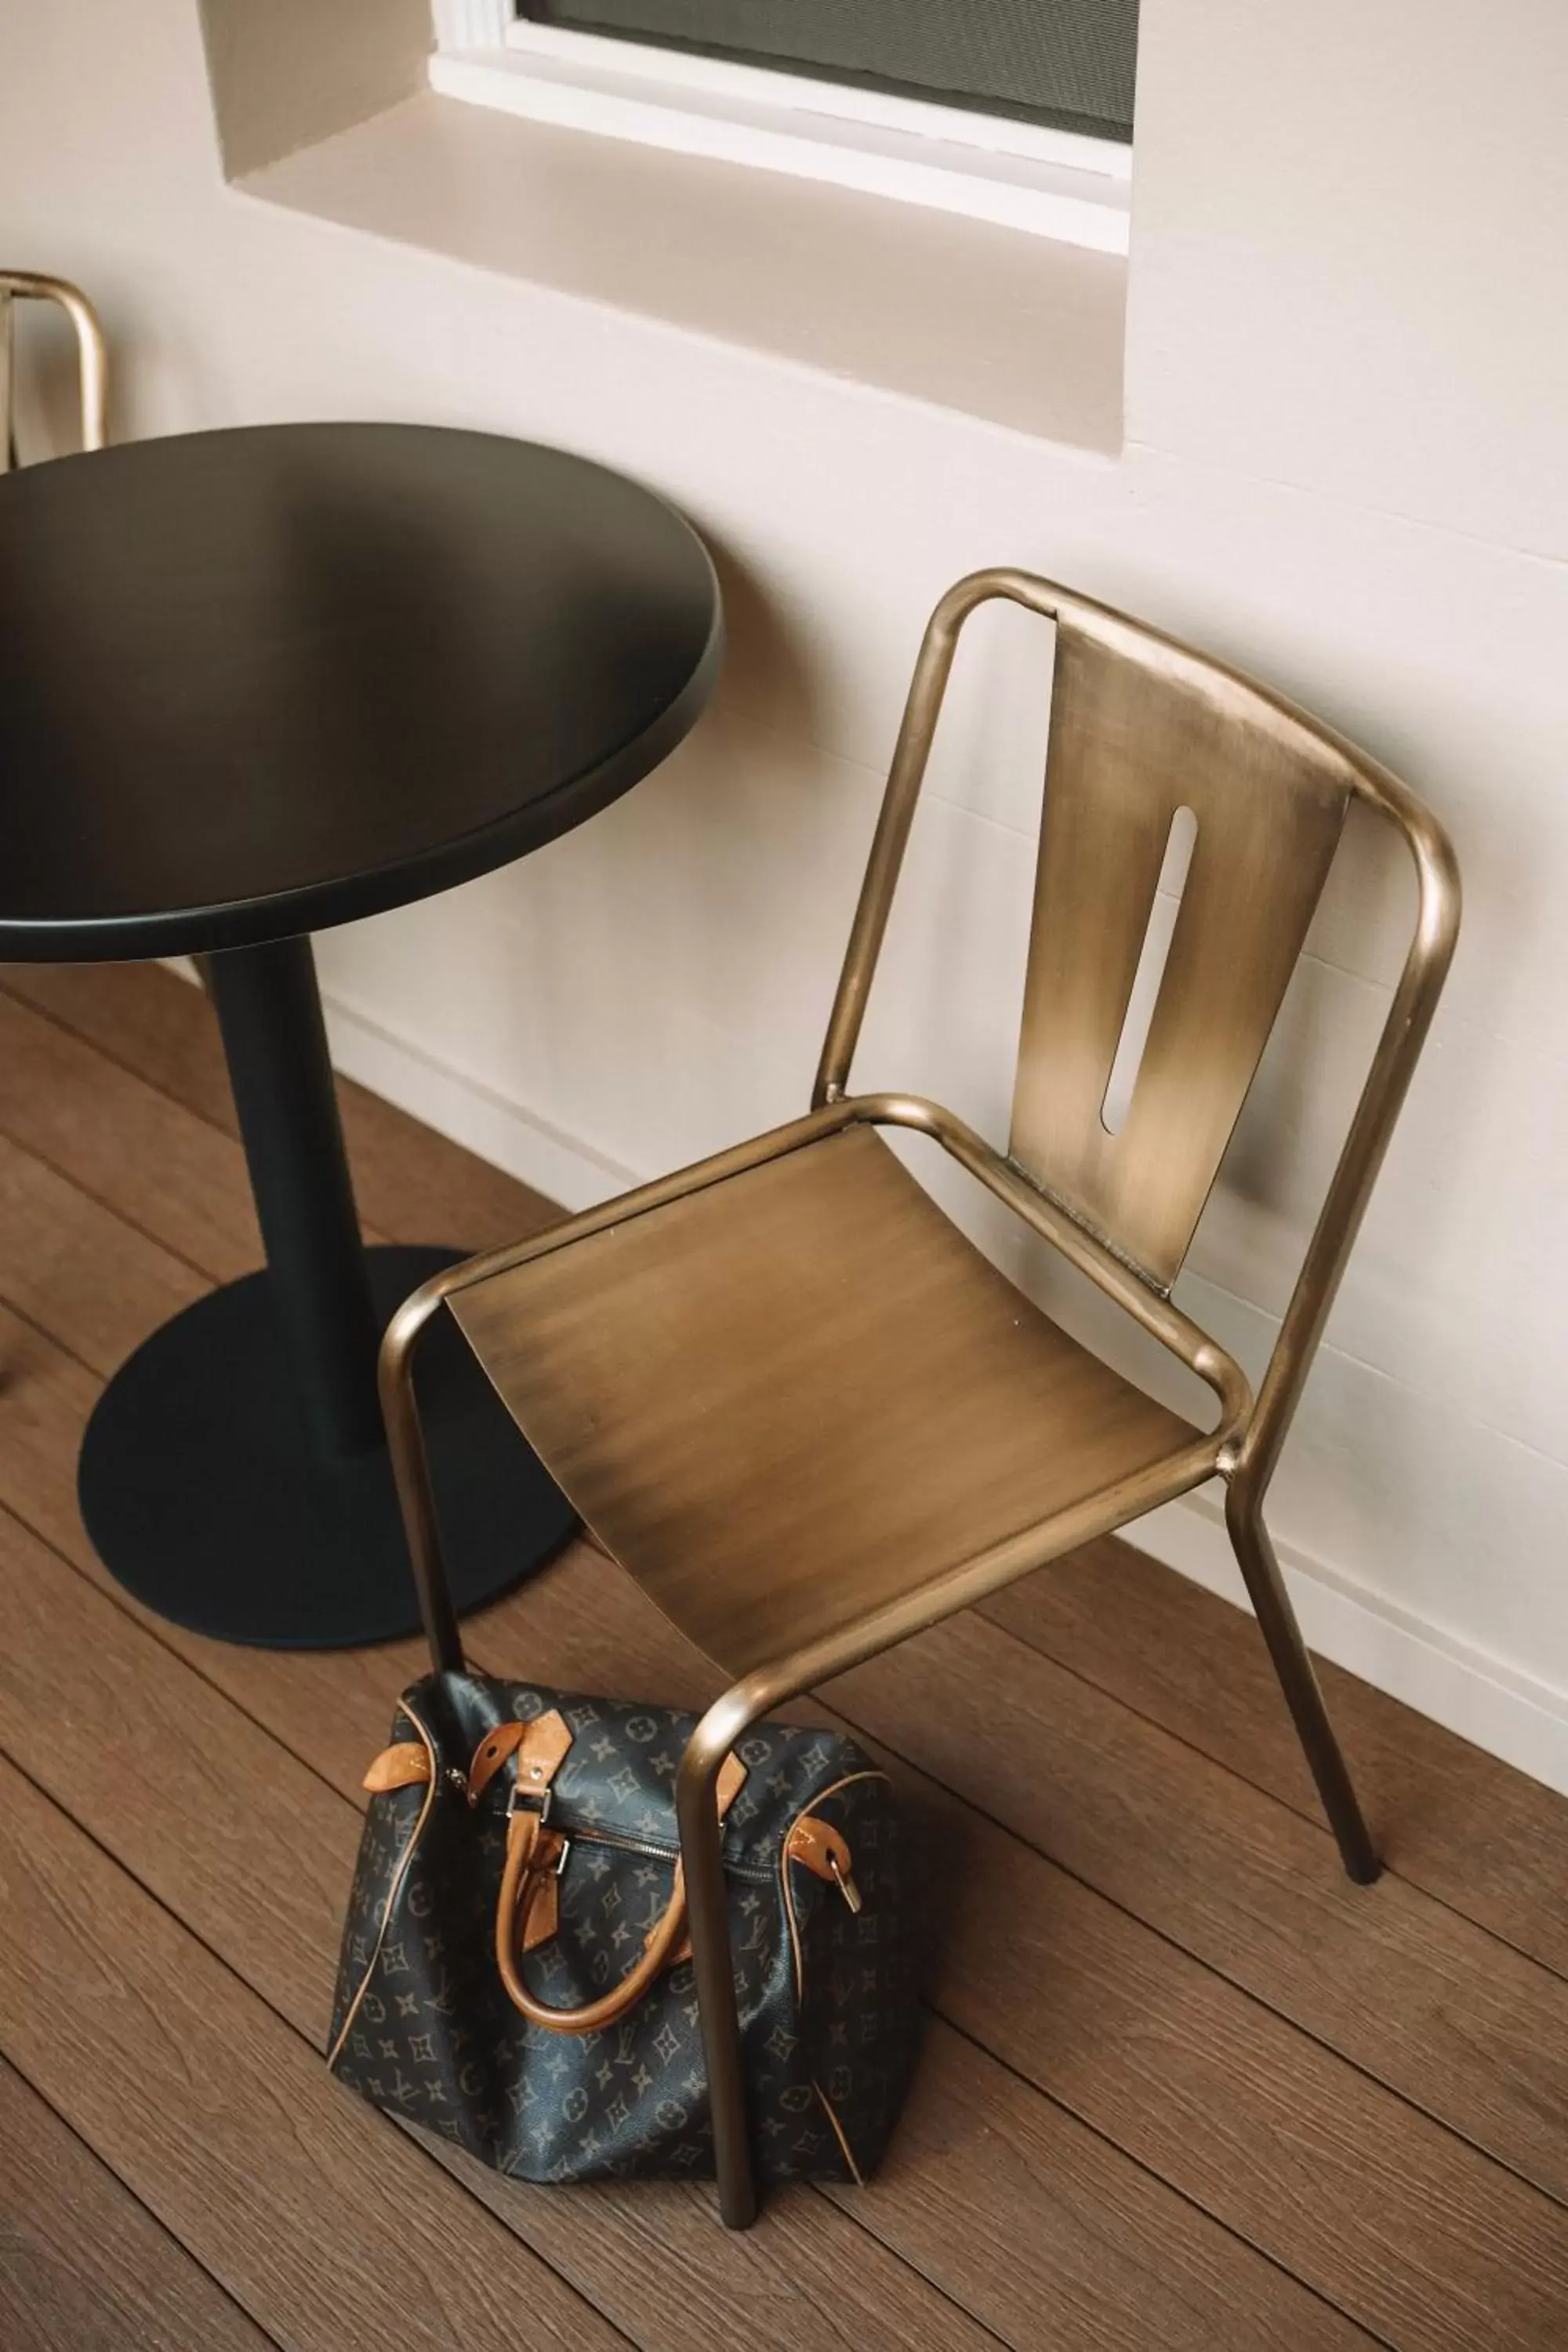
3, 2, 1566, 1782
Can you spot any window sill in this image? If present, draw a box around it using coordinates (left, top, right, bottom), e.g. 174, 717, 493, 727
239, 89, 1125, 455
433, 34, 1131, 255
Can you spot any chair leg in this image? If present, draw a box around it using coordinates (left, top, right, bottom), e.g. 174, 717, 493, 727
677, 1701, 758, 2229
1225, 1488, 1380, 1885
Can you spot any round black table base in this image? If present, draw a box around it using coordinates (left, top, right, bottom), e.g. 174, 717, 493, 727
78, 1245, 577, 1650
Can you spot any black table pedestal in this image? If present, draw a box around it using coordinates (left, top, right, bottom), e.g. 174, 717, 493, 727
77, 940, 576, 1648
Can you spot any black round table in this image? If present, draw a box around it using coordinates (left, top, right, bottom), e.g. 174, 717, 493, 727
0, 422, 721, 1647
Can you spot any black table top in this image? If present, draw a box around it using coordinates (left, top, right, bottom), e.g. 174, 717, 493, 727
0, 423, 722, 960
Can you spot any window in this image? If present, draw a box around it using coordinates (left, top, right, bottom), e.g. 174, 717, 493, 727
517, 2, 1138, 144
432, 3, 1134, 252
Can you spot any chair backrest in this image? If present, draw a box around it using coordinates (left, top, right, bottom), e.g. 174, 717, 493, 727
0, 270, 107, 472
815, 569, 1459, 1318
1009, 595, 1356, 1287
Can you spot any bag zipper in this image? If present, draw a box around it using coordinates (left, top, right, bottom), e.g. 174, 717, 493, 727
562, 1820, 772, 1882
557, 1817, 859, 1907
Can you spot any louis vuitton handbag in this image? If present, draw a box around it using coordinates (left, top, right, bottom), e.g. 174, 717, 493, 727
328, 1653, 923, 2192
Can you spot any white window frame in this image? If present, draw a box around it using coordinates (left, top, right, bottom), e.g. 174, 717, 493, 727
430, 2, 1131, 255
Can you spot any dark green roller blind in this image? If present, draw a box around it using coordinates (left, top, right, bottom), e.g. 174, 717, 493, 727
517, 2, 1139, 143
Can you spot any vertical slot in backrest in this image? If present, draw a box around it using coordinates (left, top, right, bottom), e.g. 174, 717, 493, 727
1100, 802, 1199, 1137
1011, 606, 1353, 1288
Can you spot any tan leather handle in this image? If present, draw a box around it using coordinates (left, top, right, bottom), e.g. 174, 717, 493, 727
495, 1809, 690, 2036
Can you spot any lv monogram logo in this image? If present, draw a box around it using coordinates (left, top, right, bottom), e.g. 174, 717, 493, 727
423, 1967, 458, 2015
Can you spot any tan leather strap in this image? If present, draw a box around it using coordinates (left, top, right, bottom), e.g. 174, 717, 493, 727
785, 1812, 854, 1889
496, 1750, 749, 2035
363, 1710, 575, 1802
363, 1743, 431, 1794
469, 1710, 574, 1806
496, 1810, 690, 2035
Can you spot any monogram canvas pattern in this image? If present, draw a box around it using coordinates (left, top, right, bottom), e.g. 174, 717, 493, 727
329, 1672, 922, 2185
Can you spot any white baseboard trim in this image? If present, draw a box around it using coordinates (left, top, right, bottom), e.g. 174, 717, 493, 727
319, 988, 637, 1214
1127, 1493, 1568, 1798
266, 975, 1568, 1802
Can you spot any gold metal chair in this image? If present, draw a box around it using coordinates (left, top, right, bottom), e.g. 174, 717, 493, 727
0, 270, 107, 470
381, 569, 1461, 2227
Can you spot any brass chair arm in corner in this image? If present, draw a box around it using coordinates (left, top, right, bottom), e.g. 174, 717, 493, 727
0, 270, 107, 468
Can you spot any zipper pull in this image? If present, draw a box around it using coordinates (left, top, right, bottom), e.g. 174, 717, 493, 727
787, 1814, 862, 1913
828, 1853, 862, 1915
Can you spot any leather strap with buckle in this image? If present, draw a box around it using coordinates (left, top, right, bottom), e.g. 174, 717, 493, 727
366, 1709, 757, 2035
489, 1720, 747, 2035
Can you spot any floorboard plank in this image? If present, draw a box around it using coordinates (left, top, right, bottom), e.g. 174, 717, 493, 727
981, 1540, 1568, 1980
0, 1135, 204, 1375
0, 960, 559, 1250
0, 1754, 621, 2352
0, 989, 263, 1280
822, 2022, 1376, 2352
825, 1607, 1568, 2205
0, 961, 254, 1138
0, 2056, 280, 2352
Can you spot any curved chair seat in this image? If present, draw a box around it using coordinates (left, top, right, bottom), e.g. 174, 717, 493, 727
448, 1121, 1210, 1678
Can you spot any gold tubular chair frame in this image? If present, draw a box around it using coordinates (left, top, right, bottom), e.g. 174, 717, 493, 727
379, 570, 1460, 2227
0, 270, 107, 471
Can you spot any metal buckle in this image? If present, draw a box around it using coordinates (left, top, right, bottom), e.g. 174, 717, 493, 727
507, 1778, 554, 1829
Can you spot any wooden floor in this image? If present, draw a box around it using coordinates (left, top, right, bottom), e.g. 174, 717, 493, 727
2, 960, 1566, 2352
